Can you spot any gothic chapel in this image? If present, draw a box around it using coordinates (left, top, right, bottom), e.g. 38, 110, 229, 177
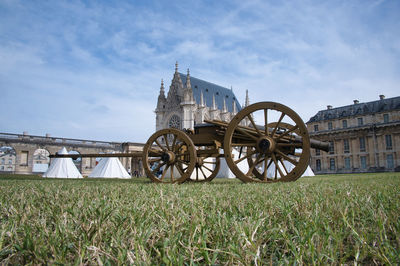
155, 63, 249, 131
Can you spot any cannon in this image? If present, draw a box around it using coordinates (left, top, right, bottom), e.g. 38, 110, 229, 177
51, 102, 329, 183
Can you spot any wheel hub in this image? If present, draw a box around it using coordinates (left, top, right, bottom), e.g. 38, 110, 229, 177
257, 136, 275, 154
161, 151, 175, 164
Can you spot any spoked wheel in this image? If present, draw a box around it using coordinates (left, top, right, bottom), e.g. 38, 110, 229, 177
223, 102, 310, 183
143, 128, 196, 183
188, 148, 221, 182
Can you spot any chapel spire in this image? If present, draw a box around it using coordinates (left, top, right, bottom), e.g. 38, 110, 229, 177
185, 68, 191, 88
159, 79, 165, 97
245, 89, 250, 107
175, 61, 178, 73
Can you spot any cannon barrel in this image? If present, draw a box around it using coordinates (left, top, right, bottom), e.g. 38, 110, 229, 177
309, 138, 329, 152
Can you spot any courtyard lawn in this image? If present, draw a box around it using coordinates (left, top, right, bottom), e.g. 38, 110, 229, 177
0, 173, 399, 264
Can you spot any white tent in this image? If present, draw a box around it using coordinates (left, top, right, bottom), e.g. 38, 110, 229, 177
42, 147, 83, 178
266, 160, 315, 178
88, 157, 131, 178
216, 149, 249, 178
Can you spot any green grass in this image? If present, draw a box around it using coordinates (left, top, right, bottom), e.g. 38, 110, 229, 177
0, 173, 399, 264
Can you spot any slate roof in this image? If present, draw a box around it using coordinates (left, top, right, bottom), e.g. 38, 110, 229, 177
179, 73, 242, 113
307, 96, 400, 123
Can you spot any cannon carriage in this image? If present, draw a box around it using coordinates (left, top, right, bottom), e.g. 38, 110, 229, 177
51, 101, 329, 183
142, 101, 329, 183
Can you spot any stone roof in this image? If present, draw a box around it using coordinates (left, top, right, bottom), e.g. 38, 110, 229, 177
179, 73, 242, 113
307, 96, 400, 123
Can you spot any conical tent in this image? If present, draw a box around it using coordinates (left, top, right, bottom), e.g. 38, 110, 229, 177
266, 160, 315, 178
88, 157, 131, 178
43, 147, 83, 178
216, 149, 249, 178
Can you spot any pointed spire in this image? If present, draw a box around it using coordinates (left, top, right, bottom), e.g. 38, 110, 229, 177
185, 68, 191, 88
245, 89, 250, 107
200, 90, 205, 107
212, 94, 217, 110
223, 98, 227, 112
175, 61, 178, 73
159, 79, 165, 95
232, 100, 237, 114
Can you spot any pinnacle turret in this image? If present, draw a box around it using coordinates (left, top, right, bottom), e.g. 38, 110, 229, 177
222, 98, 227, 112
245, 89, 250, 107
212, 94, 217, 110
159, 79, 165, 97
200, 90, 205, 107
232, 100, 237, 114
185, 68, 191, 88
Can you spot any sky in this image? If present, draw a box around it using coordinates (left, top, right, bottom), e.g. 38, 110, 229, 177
0, 0, 399, 143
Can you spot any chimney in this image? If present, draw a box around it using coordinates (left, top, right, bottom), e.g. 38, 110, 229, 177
353, 100, 359, 104
379, 95, 385, 100
327, 105, 332, 110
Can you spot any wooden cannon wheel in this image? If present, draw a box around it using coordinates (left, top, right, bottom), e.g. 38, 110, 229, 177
223, 102, 311, 183
188, 147, 221, 182
142, 128, 196, 183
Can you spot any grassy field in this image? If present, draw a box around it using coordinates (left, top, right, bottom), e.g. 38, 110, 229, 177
0, 173, 399, 264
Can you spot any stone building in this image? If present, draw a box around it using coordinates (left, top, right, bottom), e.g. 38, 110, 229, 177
306, 95, 400, 174
155, 63, 244, 131
0, 147, 16, 172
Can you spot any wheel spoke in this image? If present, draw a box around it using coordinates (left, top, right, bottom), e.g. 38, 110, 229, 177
264, 109, 269, 136
202, 165, 214, 172
279, 158, 289, 174
272, 153, 284, 178
152, 162, 166, 174
154, 139, 166, 151
246, 153, 263, 176
271, 112, 285, 138
275, 149, 298, 166
170, 164, 174, 180
199, 167, 207, 179
171, 135, 177, 151
236, 128, 259, 141
247, 114, 262, 136
160, 164, 169, 180
164, 134, 170, 151
275, 125, 299, 141
235, 150, 257, 164
262, 158, 268, 180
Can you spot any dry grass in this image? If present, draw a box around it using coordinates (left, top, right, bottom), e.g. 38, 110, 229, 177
0, 173, 399, 264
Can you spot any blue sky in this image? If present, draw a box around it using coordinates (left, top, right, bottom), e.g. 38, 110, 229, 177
1, 0, 399, 142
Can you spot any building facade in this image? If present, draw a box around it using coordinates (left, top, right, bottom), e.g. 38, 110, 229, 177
306, 95, 400, 174
0, 147, 16, 172
155, 63, 244, 131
